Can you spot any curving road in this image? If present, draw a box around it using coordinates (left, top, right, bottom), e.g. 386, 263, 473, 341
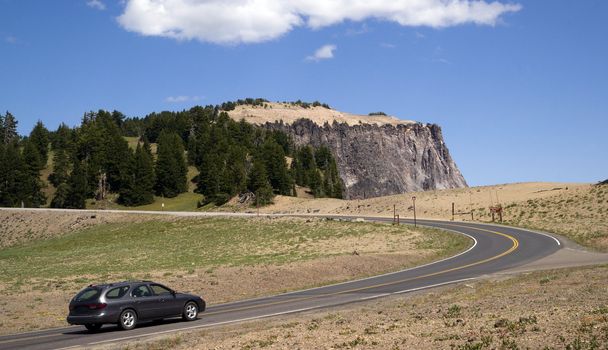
0, 215, 562, 350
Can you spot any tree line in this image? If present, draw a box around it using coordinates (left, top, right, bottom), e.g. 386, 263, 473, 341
0, 105, 343, 209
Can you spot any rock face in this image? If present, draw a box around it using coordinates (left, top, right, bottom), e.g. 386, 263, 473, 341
263, 119, 467, 199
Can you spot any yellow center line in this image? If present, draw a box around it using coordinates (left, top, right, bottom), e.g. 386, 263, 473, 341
204, 222, 519, 316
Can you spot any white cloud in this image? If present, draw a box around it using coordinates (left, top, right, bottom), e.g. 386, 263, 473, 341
87, 0, 106, 10
306, 44, 337, 62
117, 0, 522, 45
165, 95, 203, 103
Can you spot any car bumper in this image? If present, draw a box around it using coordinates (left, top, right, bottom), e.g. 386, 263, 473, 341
67, 313, 116, 325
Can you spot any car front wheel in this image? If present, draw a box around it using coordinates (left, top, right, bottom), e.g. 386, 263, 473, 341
118, 309, 137, 330
182, 302, 198, 321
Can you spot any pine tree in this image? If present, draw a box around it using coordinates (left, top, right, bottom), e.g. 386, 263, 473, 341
2, 111, 18, 145
261, 140, 292, 195
119, 144, 155, 205
155, 131, 187, 198
51, 183, 70, 208
21, 140, 47, 207
65, 159, 87, 209
48, 148, 70, 187
142, 136, 153, 156
247, 158, 273, 205
0, 142, 24, 206
51, 123, 73, 152
29, 121, 49, 166
0, 113, 4, 143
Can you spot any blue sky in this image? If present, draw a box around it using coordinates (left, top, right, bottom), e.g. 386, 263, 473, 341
0, 0, 606, 186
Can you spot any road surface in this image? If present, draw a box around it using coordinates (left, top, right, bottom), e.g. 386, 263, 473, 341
0, 212, 562, 350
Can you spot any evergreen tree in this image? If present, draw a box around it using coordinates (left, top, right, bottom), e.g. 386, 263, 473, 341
142, 136, 153, 156
119, 144, 155, 206
261, 140, 292, 195
98, 111, 131, 192
29, 121, 49, 166
51, 183, 70, 208
21, 140, 46, 207
247, 158, 273, 205
65, 159, 87, 209
155, 131, 187, 198
0, 142, 24, 206
308, 168, 323, 197
2, 111, 18, 145
133, 143, 155, 204
50, 123, 73, 152
0, 114, 4, 144
48, 148, 70, 187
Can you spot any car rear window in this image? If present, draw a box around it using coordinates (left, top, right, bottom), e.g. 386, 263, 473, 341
74, 287, 101, 302
106, 286, 130, 299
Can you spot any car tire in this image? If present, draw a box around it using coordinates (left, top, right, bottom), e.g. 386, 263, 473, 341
182, 301, 198, 321
118, 309, 137, 330
84, 323, 102, 332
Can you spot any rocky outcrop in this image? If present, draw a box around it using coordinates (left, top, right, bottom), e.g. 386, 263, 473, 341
263, 119, 467, 199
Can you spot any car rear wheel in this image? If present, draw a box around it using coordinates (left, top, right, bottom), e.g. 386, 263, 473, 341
182, 302, 198, 321
118, 309, 137, 330
84, 323, 102, 332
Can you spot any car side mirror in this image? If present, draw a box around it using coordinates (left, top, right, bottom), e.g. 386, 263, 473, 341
171, 290, 176, 295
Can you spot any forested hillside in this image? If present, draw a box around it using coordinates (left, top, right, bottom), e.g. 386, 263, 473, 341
0, 104, 343, 209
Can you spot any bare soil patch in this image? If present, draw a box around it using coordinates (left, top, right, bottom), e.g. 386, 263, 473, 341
227, 102, 414, 127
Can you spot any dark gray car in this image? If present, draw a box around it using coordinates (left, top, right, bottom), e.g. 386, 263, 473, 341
67, 281, 205, 331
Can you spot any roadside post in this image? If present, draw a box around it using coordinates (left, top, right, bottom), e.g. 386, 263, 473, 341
452, 202, 455, 221
412, 196, 417, 228
393, 204, 396, 225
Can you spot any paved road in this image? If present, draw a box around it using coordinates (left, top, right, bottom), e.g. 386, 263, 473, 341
0, 212, 562, 350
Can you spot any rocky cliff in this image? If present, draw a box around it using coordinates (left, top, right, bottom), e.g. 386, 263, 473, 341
228, 103, 467, 199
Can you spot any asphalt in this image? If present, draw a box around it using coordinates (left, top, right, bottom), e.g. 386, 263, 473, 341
0, 214, 564, 350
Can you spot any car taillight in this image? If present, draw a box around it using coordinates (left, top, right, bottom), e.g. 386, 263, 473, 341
87, 303, 107, 310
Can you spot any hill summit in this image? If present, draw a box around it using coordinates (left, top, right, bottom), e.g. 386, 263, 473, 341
225, 100, 467, 199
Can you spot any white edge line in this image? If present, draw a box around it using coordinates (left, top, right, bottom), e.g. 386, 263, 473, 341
427, 219, 562, 247
86, 278, 477, 347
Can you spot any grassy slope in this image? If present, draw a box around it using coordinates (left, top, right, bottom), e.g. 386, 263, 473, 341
498, 184, 608, 251
0, 218, 470, 284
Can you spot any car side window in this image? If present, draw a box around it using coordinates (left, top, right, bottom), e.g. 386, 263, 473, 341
131, 285, 152, 298
106, 286, 130, 299
150, 284, 172, 296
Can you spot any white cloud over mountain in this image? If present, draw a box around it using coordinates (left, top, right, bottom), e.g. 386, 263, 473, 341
118, 0, 521, 45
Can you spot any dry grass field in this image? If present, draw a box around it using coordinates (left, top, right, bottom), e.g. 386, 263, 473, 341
0, 212, 468, 335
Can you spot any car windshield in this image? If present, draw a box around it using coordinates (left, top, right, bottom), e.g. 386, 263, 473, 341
74, 287, 101, 302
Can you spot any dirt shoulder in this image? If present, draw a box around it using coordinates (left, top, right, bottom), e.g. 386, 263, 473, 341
111, 264, 608, 350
